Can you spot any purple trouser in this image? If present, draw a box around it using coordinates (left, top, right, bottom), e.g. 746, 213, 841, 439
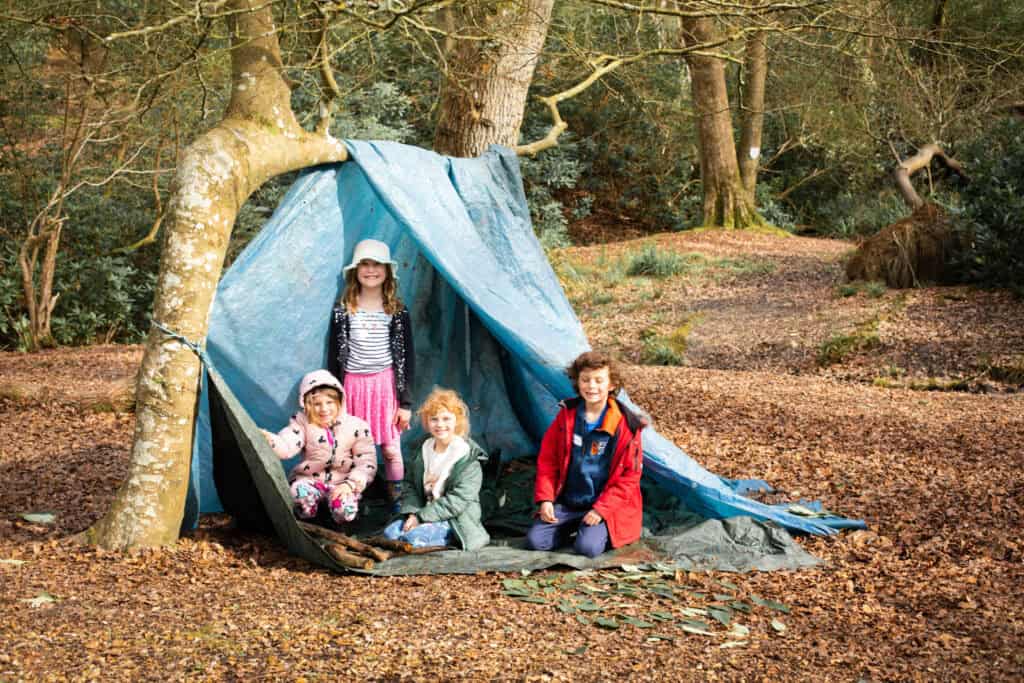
525, 503, 610, 558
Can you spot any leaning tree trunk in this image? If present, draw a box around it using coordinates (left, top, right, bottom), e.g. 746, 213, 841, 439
87, 0, 348, 550
682, 16, 764, 228
433, 0, 555, 157
737, 30, 767, 202
893, 143, 969, 210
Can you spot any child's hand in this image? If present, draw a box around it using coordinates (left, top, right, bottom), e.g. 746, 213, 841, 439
538, 501, 558, 523
260, 429, 275, 446
402, 514, 419, 532
582, 510, 603, 526
394, 408, 412, 431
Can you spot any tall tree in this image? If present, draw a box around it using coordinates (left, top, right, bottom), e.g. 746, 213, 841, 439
433, 0, 556, 156
681, 14, 764, 228
737, 30, 767, 200
87, 0, 350, 549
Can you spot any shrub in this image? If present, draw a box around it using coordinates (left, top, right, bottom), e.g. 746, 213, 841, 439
951, 118, 1024, 291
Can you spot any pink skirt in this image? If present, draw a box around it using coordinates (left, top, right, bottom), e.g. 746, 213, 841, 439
344, 367, 402, 446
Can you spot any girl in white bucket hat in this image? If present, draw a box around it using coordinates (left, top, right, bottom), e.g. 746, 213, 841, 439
328, 239, 415, 511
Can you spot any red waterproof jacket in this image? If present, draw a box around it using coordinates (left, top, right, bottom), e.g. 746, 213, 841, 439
534, 397, 646, 548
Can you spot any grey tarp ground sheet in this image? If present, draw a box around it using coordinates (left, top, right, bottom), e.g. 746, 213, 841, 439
190, 140, 858, 575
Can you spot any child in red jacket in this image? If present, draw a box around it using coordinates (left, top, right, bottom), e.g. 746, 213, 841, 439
526, 351, 646, 558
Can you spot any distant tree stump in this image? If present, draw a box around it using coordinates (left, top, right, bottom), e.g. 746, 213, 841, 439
845, 202, 955, 288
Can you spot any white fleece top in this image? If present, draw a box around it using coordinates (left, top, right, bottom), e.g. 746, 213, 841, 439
422, 435, 470, 502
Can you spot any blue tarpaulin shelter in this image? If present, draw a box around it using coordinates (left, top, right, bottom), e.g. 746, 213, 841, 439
183, 141, 861, 568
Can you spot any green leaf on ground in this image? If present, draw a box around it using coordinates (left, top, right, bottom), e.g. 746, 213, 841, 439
730, 601, 752, 613
557, 601, 577, 614
648, 587, 676, 600
514, 596, 549, 604
720, 640, 748, 649
771, 619, 787, 633
649, 611, 674, 622
23, 592, 58, 608
19, 512, 56, 525
576, 615, 590, 625
566, 645, 588, 656
680, 607, 708, 618
727, 623, 750, 639
713, 593, 733, 602
622, 617, 655, 628
577, 601, 602, 612
751, 595, 791, 613
679, 622, 715, 636
716, 580, 739, 591
707, 606, 732, 626
595, 617, 620, 630
647, 634, 676, 642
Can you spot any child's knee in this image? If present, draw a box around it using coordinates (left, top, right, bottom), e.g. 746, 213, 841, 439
574, 529, 608, 558
525, 522, 556, 551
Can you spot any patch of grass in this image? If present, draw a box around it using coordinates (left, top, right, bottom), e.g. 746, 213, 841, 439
590, 291, 614, 306
639, 314, 704, 366
713, 257, 776, 277
817, 318, 881, 366
985, 357, 1024, 385
864, 281, 887, 298
835, 280, 887, 299
626, 245, 691, 278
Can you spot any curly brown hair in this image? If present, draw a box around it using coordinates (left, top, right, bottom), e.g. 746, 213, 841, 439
418, 387, 471, 437
565, 350, 624, 395
340, 263, 403, 315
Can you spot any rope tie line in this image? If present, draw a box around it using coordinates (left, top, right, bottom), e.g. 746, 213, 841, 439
151, 320, 211, 366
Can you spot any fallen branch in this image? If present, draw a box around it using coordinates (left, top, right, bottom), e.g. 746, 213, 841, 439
325, 543, 375, 570
363, 536, 414, 554
297, 521, 391, 561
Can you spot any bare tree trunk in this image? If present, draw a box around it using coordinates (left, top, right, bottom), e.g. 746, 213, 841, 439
433, 0, 555, 157
893, 143, 969, 210
88, 0, 349, 550
682, 16, 764, 228
738, 30, 767, 201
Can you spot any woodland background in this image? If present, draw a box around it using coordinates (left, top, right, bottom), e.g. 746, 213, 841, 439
2, 0, 1022, 353
1, 3, 1023, 680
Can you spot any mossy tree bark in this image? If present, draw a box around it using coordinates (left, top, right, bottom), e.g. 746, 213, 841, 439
682, 16, 765, 229
89, 0, 349, 550
433, 0, 555, 157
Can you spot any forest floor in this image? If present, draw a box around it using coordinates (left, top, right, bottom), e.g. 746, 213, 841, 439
1, 230, 1023, 682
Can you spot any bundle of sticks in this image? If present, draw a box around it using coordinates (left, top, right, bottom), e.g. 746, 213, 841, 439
297, 521, 450, 570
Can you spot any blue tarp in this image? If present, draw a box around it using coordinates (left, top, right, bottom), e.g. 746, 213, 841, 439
185, 140, 862, 536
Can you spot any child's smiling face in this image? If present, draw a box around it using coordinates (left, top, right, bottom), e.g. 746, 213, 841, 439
307, 390, 341, 427
356, 259, 388, 289
577, 366, 612, 410
427, 408, 458, 449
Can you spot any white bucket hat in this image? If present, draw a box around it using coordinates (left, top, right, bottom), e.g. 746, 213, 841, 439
343, 239, 398, 272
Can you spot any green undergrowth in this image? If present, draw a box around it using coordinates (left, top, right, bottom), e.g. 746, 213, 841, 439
554, 245, 775, 311
872, 356, 1024, 392
817, 295, 907, 367
836, 280, 887, 299
817, 318, 881, 366
502, 566, 789, 645
639, 314, 705, 366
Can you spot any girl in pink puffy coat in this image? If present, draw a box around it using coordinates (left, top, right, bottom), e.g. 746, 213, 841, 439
261, 370, 377, 524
